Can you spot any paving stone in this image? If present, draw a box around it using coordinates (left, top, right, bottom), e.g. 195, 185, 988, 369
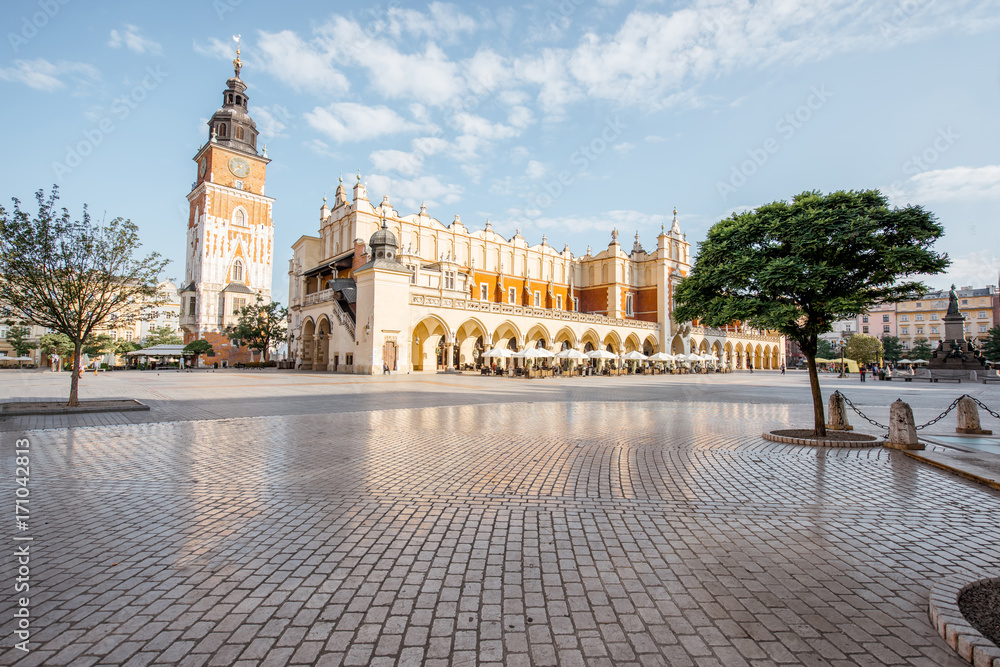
0, 372, 995, 666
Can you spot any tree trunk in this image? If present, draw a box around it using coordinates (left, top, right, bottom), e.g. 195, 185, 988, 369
68, 340, 82, 407
806, 353, 826, 436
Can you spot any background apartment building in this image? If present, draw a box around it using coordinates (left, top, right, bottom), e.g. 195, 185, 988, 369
895, 286, 999, 351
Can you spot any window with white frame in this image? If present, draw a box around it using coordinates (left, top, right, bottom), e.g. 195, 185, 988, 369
883, 314, 890, 322
915, 313, 923, 321
508, 287, 516, 304
862, 315, 869, 323
900, 314, 908, 322
902, 340, 909, 349
883, 325, 890, 333
533, 291, 540, 307
625, 294, 634, 317
233, 297, 246, 315
556, 295, 563, 310
916, 327, 923, 334
480, 283, 488, 300
931, 326, 939, 334
126, 331, 133, 341
188, 297, 196, 316
572, 297, 579, 311
863, 326, 869, 333
930, 313, 938, 320
979, 324, 988, 333
443, 271, 455, 290
979, 311, 988, 318
901, 327, 909, 335
232, 260, 244, 283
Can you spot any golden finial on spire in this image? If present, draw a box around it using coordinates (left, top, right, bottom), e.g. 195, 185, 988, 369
232, 34, 242, 78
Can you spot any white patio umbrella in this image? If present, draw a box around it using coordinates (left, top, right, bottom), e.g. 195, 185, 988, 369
647, 352, 674, 362
896, 358, 914, 365
482, 347, 513, 359
586, 349, 618, 360
910, 359, 930, 365
555, 348, 588, 360
621, 350, 648, 361
522, 347, 554, 359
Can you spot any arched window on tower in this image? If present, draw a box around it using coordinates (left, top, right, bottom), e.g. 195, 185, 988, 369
235, 95, 242, 106
236, 126, 244, 140
233, 260, 244, 283
232, 208, 247, 227
227, 94, 233, 105
218, 124, 227, 138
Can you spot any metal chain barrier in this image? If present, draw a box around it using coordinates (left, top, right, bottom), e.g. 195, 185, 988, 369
834, 391, 888, 431
966, 395, 1000, 421
831, 391, 984, 435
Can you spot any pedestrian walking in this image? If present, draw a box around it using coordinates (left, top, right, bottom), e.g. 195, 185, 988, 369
780, 363, 785, 375
860, 366, 866, 382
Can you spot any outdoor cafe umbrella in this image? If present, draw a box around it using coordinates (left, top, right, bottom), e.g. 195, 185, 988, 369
647, 352, 674, 362
586, 349, 618, 360
896, 358, 914, 365
621, 350, 648, 361
521, 347, 554, 359
910, 359, 930, 365
555, 348, 588, 360
482, 347, 513, 359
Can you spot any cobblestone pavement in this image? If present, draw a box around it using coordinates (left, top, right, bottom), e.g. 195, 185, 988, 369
1, 372, 999, 665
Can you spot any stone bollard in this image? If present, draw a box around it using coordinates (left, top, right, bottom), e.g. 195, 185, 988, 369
826, 392, 853, 431
956, 396, 992, 435
885, 399, 924, 450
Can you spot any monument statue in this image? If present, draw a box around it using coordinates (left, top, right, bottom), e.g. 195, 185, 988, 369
946, 284, 960, 317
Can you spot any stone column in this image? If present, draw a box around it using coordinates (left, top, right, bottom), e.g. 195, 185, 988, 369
826, 392, 853, 431
956, 396, 992, 435
886, 399, 924, 450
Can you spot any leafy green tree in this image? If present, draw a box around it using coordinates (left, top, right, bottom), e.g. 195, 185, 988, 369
911, 338, 932, 361
5, 324, 38, 357
115, 339, 142, 357
143, 325, 182, 347
227, 296, 287, 362
82, 333, 115, 357
38, 332, 74, 369
183, 339, 213, 367
881, 335, 904, 363
845, 333, 882, 365
673, 190, 948, 436
0, 187, 168, 405
816, 339, 836, 359
982, 325, 1000, 361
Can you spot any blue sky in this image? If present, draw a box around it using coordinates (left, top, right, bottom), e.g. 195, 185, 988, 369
2, 0, 999, 306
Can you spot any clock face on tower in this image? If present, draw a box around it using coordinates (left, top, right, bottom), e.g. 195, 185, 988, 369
228, 156, 250, 178
199, 158, 207, 177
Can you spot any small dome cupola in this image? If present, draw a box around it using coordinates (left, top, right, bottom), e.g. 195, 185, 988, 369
369, 214, 398, 261
206, 35, 260, 155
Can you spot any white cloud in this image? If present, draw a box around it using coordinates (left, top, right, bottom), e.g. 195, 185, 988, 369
304, 138, 331, 156
108, 25, 162, 56
305, 103, 422, 142
0, 59, 99, 91
644, 135, 666, 143
907, 165, 1000, 203
525, 160, 546, 179
613, 142, 635, 154
257, 29, 350, 94
382, 2, 479, 42
452, 112, 520, 141
192, 38, 232, 60
253, 105, 290, 140
507, 105, 534, 130
370, 149, 424, 177
503, 209, 670, 242
366, 173, 463, 211
411, 136, 451, 156
932, 251, 1000, 292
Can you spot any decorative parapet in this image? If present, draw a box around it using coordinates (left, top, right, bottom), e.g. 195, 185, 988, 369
410, 293, 659, 331
303, 289, 334, 306
690, 325, 782, 343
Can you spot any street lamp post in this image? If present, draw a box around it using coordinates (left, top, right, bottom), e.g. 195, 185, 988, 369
839, 340, 846, 378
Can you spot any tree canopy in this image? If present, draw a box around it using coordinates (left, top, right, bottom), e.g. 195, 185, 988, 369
982, 325, 1000, 362
881, 335, 904, 363
673, 189, 948, 435
4, 324, 38, 357
0, 187, 168, 404
227, 296, 287, 362
183, 339, 213, 366
845, 333, 882, 365
144, 325, 182, 347
910, 338, 933, 361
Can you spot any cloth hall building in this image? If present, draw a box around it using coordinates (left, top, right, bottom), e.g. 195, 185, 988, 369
288, 177, 784, 374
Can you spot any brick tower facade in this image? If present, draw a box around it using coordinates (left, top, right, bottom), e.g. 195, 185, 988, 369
179, 43, 274, 364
